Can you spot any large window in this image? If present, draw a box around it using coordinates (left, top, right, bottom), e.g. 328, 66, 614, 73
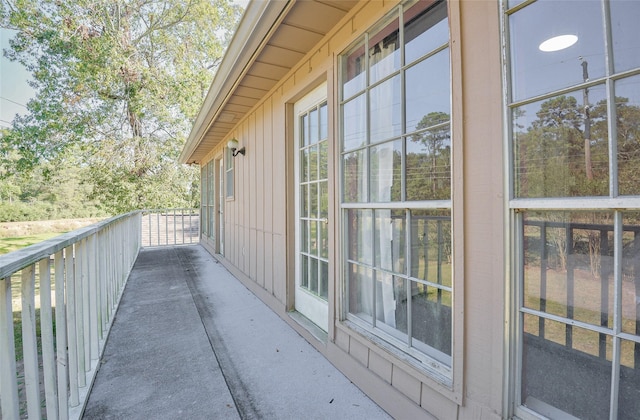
340, 0, 452, 372
506, 0, 640, 418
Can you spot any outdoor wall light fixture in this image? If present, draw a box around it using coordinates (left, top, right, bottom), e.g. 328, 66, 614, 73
227, 138, 245, 157
539, 34, 578, 52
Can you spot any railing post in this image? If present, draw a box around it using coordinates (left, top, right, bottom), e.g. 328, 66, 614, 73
0, 276, 19, 419
54, 250, 69, 420
22, 264, 43, 419
40, 257, 59, 419
66, 244, 80, 407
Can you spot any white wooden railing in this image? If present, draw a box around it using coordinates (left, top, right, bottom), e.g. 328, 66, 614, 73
140, 208, 199, 247
0, 212, 141, 420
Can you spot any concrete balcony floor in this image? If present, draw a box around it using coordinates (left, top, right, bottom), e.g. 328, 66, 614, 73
83, 245, 390, 419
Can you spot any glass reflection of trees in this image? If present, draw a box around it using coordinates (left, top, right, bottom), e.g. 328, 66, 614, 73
515, 94, 640, 198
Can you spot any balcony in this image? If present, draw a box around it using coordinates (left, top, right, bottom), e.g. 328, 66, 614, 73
0, 209, 388, 419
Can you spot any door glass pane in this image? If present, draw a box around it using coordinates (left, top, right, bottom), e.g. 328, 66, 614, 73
405, 49, 450, 134
319, 141, 328, 180
411, 282, 451, 357
369, 15, 400, 85
301, 149, 309, 182
348, 263, 373, 320
343, 150, 366, 202
309, 108, 319, 144
611, 1, 640, 73
309, 145, 318, 181
301, 220, 309, 253
509, 0, 605, 101
320, 261, 329, 299
616, 76, 640, 196
374, 209, 406, 274
343, 94, 366, 151
310, 183, 318, 218
320, 217, 328, 259
302, 113, 309, 146
301, 255, 309, 288
319, 182, 328, 219
370, 75, 401, 143
404, 0, 448, 65
320, 103, 328, 140
513, 87, 609, 198
370, 140, 402, 202
310, 220, 318, 256
522, 315, 611, 420
301, 184, 308, 217
310, 257, 318, 294
376, 272, 407, 334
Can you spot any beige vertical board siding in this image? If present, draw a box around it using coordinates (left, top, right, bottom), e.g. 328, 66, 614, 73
456, 0, 505, 417
272, 87, 287, 303
255, 105, 265, 288
263, 97, 274, 294
248, 113, 257, 281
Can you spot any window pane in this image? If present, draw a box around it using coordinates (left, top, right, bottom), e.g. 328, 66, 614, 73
523, 211, 615, 329
509, 0, 605, 101
405, 49, 450, 134
513, 87, 609, 198
343, 94, 366, 151
622, 212, 640, 336
369, 16, 400, 85
374, 209, 406, 274
348, 263, 373, 320
619, 338, 640, 417
376, 272, 407, 335
521, 316, 612, 420
347, 209, 373, 265
410, 210, 451, 285
343, 150, 366, 202
407, 125, 451, 201
319, 181, 328, 220
611, 1, 640, 74
615, 76, 640, 196
343, 43, 366, 99
411, 283, 451, 358
370, 75, 401, 143
370, 140, 402, 202
404, 0, 448, 65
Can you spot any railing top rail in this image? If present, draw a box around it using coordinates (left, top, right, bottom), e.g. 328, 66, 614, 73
0, 210, 141, 279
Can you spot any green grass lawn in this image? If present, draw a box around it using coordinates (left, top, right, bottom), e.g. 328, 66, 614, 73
0, 233, 61, 255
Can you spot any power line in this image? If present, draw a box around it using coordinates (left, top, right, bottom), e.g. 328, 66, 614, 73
0, 96, 27, 108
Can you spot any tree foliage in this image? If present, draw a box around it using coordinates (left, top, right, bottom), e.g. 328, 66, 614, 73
0, 0, 242, 216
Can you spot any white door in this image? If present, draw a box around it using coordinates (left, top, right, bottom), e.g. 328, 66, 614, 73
294, 83, 329, 332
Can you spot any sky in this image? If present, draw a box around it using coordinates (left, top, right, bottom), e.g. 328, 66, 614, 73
0, 28, 35, 128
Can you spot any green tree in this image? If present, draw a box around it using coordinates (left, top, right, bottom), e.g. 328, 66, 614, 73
1, 0, 242, 214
